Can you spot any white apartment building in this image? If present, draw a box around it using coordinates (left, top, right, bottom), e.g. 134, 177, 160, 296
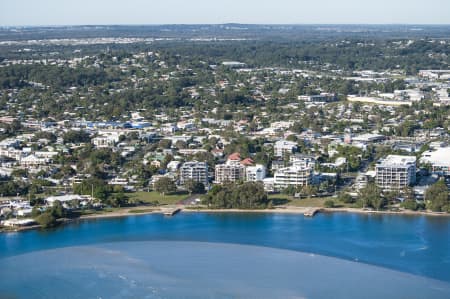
375, 155, 416, 190
420, 147, 450, 176
215, 164, 245, 184
180, 161, 209, 186
92, 134, 119, 148
0, 148, 23, 161
290, 154, 315, 168
274, 140, 298, 158
274, 165, 313, 190
245, 164, 267, 182
20, 154, 48, 167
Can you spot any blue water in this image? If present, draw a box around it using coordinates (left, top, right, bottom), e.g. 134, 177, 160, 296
2, 241, 450, 299
1, 212, 450, 298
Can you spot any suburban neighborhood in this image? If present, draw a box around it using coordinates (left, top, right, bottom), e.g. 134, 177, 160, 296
0, 26, 449, 229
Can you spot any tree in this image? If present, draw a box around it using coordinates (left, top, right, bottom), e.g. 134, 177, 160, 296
35, 212, 57, 228
338, 193, 355, 204
108, 192, 128, 207
158, 139, 172, 149
303, 185, 318, 199
324, 200, 335, 208
73, 177, 112, 200
11, 169, 28, 179
184, 179, 205, 195
63, 130, 91, 144
203, 182, 269, 209
175, 140, 187, 149
154, 177, 176, 195
371, 196, 387, 211
383, 190, 399, 203
425, 180, 449, 212
359, 183, 381, 209
401, 199, 419, 211
50, 200, 65, 218
401, 187, 415, 202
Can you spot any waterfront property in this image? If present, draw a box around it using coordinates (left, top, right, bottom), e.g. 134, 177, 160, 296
274, 165, 313, 190
215, 164, 245, 183
179, 161, 209, 186
245, 164, 266, 182
215, 152, 246, 184
375, 155, 416, 191
420, 147, 450, 176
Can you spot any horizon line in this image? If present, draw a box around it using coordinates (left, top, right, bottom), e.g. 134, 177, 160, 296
2, 23, 450, 28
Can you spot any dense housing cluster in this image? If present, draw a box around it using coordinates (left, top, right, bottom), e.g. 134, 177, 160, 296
0, 25, 449, 228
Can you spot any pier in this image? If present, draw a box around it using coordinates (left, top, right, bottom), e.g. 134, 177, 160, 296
303, 208, 320, 217
162, 207, 182, 216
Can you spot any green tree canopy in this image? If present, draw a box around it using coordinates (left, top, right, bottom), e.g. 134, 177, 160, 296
154, 177, 177, 195
426, 180, 449, 212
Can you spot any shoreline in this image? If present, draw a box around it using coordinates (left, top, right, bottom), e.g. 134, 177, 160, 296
2, 205, 449, 233
77, 205, 450, 219
182, 206, 450, 217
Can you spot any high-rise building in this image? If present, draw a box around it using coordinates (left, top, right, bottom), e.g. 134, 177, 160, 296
180, 161, 209, 186
274, 165, 312, 190
375, 155, 416, 190
245, 164, 267, 182
290, 154, 315, 168
215, 164, 245, 184
274, 140, 298, 158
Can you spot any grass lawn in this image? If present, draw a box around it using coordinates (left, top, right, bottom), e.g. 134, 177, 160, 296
288, 197, 328, 207
128, 191, 189, 205
268, 193, 338, 208
75, 207, 123, 216
128, 208, 158, 214
268, 193, 292, 206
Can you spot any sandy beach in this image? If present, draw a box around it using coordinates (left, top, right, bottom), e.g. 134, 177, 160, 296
79, 205, 450, 219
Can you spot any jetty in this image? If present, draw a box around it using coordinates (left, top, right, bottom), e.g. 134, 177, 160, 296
303, 208, 320, 217
162, 207, 182, 216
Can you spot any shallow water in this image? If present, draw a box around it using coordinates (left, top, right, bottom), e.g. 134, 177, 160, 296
1, 212, 450, 298
1, 241, 449, 299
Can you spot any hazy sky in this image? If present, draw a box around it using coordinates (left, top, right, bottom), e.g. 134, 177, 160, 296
1, 0, 449, 26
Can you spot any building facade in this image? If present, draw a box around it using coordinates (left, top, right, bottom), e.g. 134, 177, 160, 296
180, 161, 209, 186
375, 155, 416, 190
420, 147, 450, 176
245, 164, 267, 182
215, 164, 245, 184
290, 154, 315, 168
274, 140, 298, 158
274, 165, 313, 190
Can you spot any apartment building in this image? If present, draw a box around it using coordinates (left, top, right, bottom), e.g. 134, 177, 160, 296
245, 164, 267, 182
215, 164, 245, 184
274, 140, 298, 158
420, 147, 450, 176
375, 155, 416, 190
179, 161, 209, 186
274, 165, 313, 190
290, 154, 316, 168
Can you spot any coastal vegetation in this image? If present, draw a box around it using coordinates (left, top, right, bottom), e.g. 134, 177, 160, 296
154, 177, 177, 196
203, 182, 270, 209
1, 25, 450, 233
426, 180, 450, 212
33, 200, 65, 228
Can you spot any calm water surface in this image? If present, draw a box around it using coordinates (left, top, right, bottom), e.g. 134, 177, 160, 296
1, 212, 449, 298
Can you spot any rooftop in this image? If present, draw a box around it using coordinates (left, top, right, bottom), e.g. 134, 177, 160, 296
420, 147, 450, 167
377, 155, 416, 167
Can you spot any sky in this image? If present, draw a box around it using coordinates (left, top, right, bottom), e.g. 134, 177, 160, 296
1, 0, 449, 26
